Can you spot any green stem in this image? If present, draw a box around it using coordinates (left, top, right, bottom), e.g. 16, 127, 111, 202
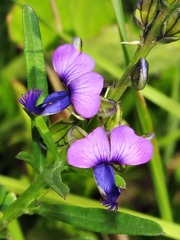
110, 0, 174, 221
34, 116, 60, 161
108, 3, 178, 101
111, 0, 130, 65
8, 220, 25, 240
135, 91, 173, 221
1, 175, 46, 226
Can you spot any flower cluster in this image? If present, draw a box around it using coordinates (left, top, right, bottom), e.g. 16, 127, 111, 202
19, 41, 154, 211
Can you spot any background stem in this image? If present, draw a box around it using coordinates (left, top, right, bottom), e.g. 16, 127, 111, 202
110, 0, 173, 221
2, 175, 46, 226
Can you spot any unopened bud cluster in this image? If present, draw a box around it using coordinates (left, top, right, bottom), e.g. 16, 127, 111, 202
133, 0, 159, 35
158, 7, 180, 43
133, 0, 180, 43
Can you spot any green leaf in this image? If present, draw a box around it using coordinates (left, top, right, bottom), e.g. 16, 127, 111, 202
43, 164, 69, 199
22, 5, 48, 97
0, 175, 180, 239
31, 203, 163, 236
115, 174, 126, 189
22, 5, 48, 173
16, 151, 40, 172
8, 2, 56, 50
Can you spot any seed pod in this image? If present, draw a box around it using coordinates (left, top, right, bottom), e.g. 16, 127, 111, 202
131, 58, 149, 91
133, 0, 159, 30
158, 8, 180, 43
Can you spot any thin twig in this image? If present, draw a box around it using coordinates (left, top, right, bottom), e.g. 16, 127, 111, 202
49, 0, 62, 32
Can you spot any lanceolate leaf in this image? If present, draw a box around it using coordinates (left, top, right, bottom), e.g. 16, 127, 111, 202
16, 151, 39, 172
22, 5, 48, 98
22, 5, 48, 173
31, 203, 163, 236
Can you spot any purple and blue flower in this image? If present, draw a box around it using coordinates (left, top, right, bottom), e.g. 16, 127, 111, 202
67, 125, 154, 210
19, 44, 104, 118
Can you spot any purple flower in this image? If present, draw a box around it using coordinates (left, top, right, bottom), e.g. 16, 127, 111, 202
19, 89, 71, 116
19, 44, 104, 118
67, 125, 154, 210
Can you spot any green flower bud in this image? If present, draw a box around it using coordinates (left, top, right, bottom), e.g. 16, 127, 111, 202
133, 0, 159, 30
158, 7, 180, 43
67, 126, 87, 145
98, 97, 117, 118
131, 58, 149, 90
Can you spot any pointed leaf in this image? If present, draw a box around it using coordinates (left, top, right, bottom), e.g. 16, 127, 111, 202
22, 5, 48, 173
16, 151, 38, 170
31, 203, 163, 236
115, 174, 126, 189
22, 5, 48, 97
43, 164, 69, 199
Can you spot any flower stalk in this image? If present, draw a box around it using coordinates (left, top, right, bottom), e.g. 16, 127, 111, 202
1, 175, 47, 227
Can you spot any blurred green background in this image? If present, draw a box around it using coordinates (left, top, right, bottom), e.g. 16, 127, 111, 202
0, 0, 180, 239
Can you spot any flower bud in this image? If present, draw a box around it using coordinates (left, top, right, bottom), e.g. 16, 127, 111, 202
158, 8, 180, 43
67, 126, 87, 145
98, 97, 117, 118
71, 36, 83, 51
133, 0, 159, 30
142, 133, 155, 141
131, 58, 149, 90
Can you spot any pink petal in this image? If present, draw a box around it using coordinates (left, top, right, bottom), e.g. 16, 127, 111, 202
67, 127, 110, 168
70, 72, 104, 118
52, 44, 95, 85
110, 126, 154, 165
